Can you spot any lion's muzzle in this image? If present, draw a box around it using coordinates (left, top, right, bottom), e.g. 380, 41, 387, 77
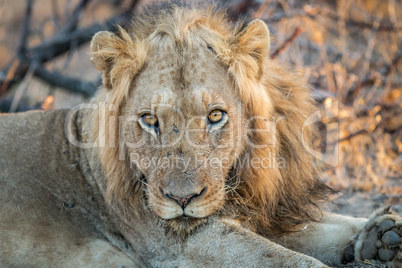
159, 175, 207, 215
148, 168, 225, 221
162, 186, 206, 209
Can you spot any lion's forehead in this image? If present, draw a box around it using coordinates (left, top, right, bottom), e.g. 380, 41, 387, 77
133, 35, 233, 98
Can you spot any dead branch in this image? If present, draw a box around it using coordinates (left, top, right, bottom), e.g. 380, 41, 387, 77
328, 129, 367, 146
324, 108, 396, 147
18, 0, 34, 56
63, 0, 92, 33
34, 65, 98, 96
270, 27, 302, 59
50, 0, 62, 30
344, 54, 401, 105
325, 122, 378, 147
264, 9, 309, 23
1, 0, 34, 95
30, 9, 133, 62
253, 0, 271, 19
0, 60, 20, 96
0, 1, 137, 97
264, 6, 402, 32
324, 8, 401, 32
9, 65, 36, 113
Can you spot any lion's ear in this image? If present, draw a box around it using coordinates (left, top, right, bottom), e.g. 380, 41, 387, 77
230, 19, 270, 80
90, 31, 119, 90
90, 29, 144, 90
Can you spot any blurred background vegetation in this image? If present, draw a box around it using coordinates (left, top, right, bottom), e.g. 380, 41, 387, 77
0, 0, 401, 216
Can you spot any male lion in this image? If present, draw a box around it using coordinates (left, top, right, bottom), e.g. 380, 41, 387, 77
0, 2, 401, 267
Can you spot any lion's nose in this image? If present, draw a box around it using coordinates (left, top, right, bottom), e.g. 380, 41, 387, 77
163, 187, 206, 209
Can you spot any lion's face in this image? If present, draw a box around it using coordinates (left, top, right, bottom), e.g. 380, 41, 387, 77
90, 5, 324, 235
120, 36, 246, 223
90, 11, 273, 232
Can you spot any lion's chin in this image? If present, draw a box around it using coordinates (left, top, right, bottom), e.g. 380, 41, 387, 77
162, 216, 209, 237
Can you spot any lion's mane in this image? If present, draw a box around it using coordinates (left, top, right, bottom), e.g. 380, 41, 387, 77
89, 1, 329, 235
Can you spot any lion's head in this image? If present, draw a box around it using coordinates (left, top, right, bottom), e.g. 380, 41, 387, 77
89, 2, 328, 236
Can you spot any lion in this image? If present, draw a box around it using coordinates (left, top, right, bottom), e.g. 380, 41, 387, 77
0, 1, 401, 267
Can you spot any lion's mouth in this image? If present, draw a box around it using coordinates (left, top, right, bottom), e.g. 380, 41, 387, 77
148, 184, 225, 225
178, 214, 191, 219
167, 207, 206, 220
163, 215, 209, 236
176, 215, 195, 221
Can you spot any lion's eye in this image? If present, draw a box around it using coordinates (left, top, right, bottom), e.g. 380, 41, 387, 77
142, 113, 158, 127
208, 110, 224, 124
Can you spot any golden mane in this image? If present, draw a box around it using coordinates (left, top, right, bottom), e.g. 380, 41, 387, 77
89, 1, 329, 234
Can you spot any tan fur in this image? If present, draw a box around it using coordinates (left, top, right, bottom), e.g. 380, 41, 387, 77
1, 1, 401, 267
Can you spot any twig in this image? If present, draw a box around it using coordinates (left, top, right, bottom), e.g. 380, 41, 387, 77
328, 129, 367, 146
62, 39, 78, 69
34, 65, 97, 96
18, 0, 34, 56
30, 11, 132, 62
324, 8, 401, 32
0, 0, 33, 98
62, 0, 92, 33
361, 16, 382, 76
253, 0, 271, 19
344, 54, 401, 105
270, 27, 302, 59
326, 116, 386, 147
51, 0, 62, 30
9, 64, 36, 113
264, 9, 311, 24
0, 59, 20, 96
4, 0, 34, 100
264, 7, 402, 32
311, 89, 336, 101
0, 7, 136, 95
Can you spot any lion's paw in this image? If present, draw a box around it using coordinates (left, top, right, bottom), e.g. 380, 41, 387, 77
355, 207, 402, 267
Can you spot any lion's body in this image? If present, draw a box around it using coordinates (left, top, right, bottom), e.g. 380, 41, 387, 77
0, 111, 135, 266
1, 1, 401, 267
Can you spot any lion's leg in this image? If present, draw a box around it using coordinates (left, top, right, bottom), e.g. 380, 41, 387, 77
273, 208, 402, 267
172, 218, 328, 268
271, 212, 367, 266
